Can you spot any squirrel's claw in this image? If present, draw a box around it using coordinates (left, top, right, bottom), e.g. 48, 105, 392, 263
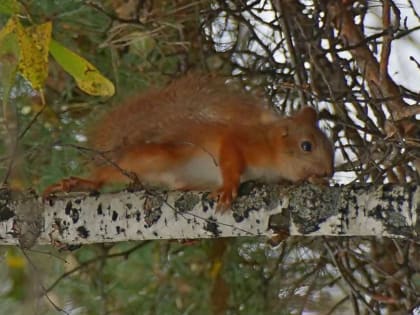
210, 185, 237, 214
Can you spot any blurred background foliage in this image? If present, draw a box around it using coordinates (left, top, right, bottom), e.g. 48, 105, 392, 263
0, 0, 420, 314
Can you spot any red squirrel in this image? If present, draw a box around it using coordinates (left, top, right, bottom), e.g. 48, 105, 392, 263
43, 74, 334, 211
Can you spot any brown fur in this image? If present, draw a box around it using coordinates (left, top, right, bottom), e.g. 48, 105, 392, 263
44, 74, 334, 212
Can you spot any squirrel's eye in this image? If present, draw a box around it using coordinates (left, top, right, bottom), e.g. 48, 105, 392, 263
301, 141, 312, 152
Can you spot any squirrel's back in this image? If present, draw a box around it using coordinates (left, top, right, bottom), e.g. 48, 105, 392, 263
90, 74, 277, 155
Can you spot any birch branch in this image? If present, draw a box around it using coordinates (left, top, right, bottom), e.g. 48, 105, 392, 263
0, 183, 418, 247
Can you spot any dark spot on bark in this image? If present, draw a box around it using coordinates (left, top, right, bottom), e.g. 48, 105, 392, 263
407, 184, 417, 194
0, 207, 15, 221
202, 193, 215, 212
70, 208, 79, 224
153, 231, 158, 237
65, 201, 72, 215
97, 203, 103, 215
76, 226, 89, 238
116, 226, 120, 234
135, 211, 141, 222
53, 218, 64, 235
395, 195, 405, 208
89, 190, 100, 198
112, 211, 118, 221
354, 205, 359, 216
382, 184, 393, 192
233, 213, 244, 223
204, 217, 221, 237
74, 199, 82, 204
369, 205, 384, 219
126, 203, 132, 210
126, 187, 135, 193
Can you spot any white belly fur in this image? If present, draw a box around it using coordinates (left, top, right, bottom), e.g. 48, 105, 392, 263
241, 166, 282, 183
141, 156, 283, 190
148, 155, 223, 190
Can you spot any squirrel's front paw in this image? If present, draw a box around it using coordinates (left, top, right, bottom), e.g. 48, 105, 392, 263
210, 185, 237, 214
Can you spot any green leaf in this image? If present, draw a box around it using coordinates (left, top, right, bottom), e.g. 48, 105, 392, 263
49, 39, 115, 97
0, 0, 21, 15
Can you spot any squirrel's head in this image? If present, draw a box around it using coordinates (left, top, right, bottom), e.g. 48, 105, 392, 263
271, 107, 334, 183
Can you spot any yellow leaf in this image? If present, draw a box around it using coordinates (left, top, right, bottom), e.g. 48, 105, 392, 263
49, 39, 115, 97
15, 20, 52, 91
0, 17, 17, 42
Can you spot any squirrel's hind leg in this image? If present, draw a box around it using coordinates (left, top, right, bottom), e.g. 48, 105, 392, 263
42, 142, 199, 200
42, 164, 130, 200
42, 176, 103, 201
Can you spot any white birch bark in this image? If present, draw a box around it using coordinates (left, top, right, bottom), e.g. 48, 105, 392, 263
0, 183, 418, 247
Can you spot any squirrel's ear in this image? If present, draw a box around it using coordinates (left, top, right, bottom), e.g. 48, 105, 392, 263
294, 107, 318, 125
